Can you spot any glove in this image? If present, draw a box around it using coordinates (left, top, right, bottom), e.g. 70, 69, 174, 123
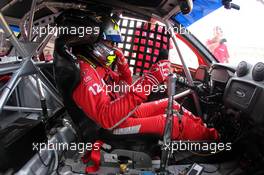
114, 48, 127, 65
145, 60, 171, 86
129, 60, 170, 102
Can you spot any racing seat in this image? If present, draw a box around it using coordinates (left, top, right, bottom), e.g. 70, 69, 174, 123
53, 37, 160, 156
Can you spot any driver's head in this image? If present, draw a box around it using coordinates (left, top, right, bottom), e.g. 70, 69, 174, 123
92, 15, 123, 67
56, 10, 123, 67
213, 26, 223, 38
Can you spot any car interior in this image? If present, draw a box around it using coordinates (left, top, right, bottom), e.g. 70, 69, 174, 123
0, 0, 264, 175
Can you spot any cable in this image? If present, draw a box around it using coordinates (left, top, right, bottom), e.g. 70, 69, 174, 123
54, 149, 67, 174
38, 149, 61, 175
53, 149, 59, 171
54, 149, 90, 175
37, 151, 49, 167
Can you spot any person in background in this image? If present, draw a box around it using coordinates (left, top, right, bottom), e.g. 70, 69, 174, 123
206, 26, 230, 63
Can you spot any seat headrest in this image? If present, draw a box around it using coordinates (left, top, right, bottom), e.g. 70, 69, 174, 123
53, 37, 80, 98
53, 37, 100, 143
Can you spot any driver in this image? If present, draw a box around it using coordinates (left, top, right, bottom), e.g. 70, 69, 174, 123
72, 16, 219, 141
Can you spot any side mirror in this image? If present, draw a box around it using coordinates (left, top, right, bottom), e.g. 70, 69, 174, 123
178, 0, 193, 15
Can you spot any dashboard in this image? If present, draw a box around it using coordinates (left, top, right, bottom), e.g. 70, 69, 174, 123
210, 64, 236, 84
209, 61, 264, 123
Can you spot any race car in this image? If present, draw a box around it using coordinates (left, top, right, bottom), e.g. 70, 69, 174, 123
0, 0, 264, 174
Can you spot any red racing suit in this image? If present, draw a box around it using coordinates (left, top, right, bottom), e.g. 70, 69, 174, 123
72, 59, 219, 141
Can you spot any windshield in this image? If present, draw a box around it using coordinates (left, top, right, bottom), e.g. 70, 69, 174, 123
187, 0, 264, 66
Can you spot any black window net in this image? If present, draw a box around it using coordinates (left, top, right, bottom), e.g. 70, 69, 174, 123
118, 18, 171, 76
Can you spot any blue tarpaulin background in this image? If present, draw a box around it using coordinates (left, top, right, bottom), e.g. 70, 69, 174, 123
0, 25, 20, 33
174, 0, 223, 27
